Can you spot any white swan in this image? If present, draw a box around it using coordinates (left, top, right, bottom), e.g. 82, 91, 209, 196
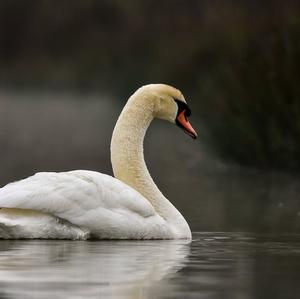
0, 84, 197, 240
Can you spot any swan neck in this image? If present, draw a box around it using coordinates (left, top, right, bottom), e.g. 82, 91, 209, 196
110, 93, 155, 199
110, 90, 191, 238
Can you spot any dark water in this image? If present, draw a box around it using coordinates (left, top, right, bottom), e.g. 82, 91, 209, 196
0, 233, 299, 299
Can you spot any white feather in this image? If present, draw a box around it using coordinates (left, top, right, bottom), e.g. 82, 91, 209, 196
0, 171, 171, 239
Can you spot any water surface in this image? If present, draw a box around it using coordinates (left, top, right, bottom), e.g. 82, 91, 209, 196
0, 232, 299, 299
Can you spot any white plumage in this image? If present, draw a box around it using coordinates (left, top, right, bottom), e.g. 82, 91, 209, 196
0, 171, 170, 239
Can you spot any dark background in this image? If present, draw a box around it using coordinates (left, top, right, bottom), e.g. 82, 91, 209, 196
0, 0, 300, 232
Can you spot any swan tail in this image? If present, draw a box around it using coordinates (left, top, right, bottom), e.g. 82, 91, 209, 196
0, 208, 90, 240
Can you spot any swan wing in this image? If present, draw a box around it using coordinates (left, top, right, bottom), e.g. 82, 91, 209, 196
0, 170, 169, 238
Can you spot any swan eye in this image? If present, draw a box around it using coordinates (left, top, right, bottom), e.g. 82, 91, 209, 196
174, 99, 192, 118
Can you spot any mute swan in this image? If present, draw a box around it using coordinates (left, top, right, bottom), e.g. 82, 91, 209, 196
0, 84, 197, 239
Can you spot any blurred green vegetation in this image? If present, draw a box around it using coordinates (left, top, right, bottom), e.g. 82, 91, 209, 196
0, 0, 300, 172
194, 15, 300, 171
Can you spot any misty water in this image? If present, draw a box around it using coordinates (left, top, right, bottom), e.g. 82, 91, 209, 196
1, 92, 300, 233
0, 233, 299, 299
1, 93, 300, 298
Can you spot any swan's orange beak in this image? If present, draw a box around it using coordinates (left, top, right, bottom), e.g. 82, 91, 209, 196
176, 110, 197, 139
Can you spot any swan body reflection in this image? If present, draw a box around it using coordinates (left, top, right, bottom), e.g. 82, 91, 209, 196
0, 239, 190, 298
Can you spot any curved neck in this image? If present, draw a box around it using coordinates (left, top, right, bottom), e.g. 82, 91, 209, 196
110, 90, 191, 238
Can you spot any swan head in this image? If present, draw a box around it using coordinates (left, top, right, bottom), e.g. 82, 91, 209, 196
139, 84, 198, 139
